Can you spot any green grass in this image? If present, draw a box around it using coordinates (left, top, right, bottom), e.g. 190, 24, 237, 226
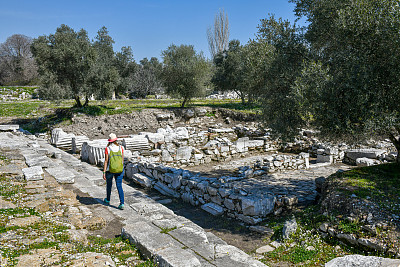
335, 163, 400, 214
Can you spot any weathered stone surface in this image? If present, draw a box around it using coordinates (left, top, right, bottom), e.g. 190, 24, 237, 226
7, 216, 41, 227
241, 195, 275, 216
176, 146, 193, 161
0, 124, 19, 131
122, 221, 183, 259
325, 254, 400, 267
358, 238, 386, 252
0, 164, 23, 178
161, 149, 174, 162
16, 248, 62, 267
82, 216, 106, 230
256, 245, 275, 254
24, 154, 52, 168
337, 233, 358, 245
154, 181, 180, 198
316, 154, 333, 164
46, 166, 75, 184
69, 252, 116, 267
154, 246, 201, 267
131, 173, 154, 188
214, 244, 267, 267
356, 157, 378, 167
201, 203, 224, 216
67, 229, 89, 244
249, 226, 274, 235
22, 166, 44, 181
0, 196, 16, 209
345, 149, 386, 160
282, 217, 297, 239
169, 226, 215, 261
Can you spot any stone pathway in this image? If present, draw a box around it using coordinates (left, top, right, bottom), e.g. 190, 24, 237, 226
0, 132, 266, 267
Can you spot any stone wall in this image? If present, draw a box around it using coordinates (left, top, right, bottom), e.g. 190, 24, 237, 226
125, 161, 298, 225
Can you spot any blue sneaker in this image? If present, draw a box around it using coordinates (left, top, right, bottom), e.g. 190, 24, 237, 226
103, 198, 110, 205
118, 204, 125, 210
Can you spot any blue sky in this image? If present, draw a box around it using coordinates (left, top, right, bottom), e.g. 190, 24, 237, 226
0, 0, 303, 61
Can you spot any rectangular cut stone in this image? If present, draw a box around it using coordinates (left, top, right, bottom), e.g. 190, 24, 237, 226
0, 125, 19, 131
201, 203, 224, 216
345, 149, 386, 160
154, 181, 180, 198
24, 154, 53, 168
241, 195, 275, 216
234, 137, 249, 153
155, 246, 201, 267
131, 173, 154, 188
214, 244, 267, 267
46, 166, 75, 184
247, 140, 264, 148
169, 226, 215, 261
122, 221, 183, 259
22, 166, 44, 181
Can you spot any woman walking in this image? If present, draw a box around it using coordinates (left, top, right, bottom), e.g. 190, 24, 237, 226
103, 133, 125, 210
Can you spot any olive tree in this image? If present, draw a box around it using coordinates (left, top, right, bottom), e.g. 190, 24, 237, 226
161, 44, 211, 107
290, 0, 400, 161
31, 24, 95, 107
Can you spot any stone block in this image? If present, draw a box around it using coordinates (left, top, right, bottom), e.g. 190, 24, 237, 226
154, 181, 180, 198
201, 203, 224, 216
223, 198, 235, 210
325, 255, 400, 267
241, 195, 275, 216
145, 132, 165, 144
283, 217, 297, 239
356, 157, 378, 167
214, 244, 267, 267
316, 154, 333, 164
345, 149, 386, 161
131, 173, 154, 188
0, 124, 19, 131
155, 246, 201, 267
176, 146, 193, 161
22, 166, 44, 181
46, 166, 75, 184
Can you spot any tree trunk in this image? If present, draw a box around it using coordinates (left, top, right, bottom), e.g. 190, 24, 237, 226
181, 98, 187, 108
388, 131, 400, 164
74, 96, 82, 108
83, 95, 89, 107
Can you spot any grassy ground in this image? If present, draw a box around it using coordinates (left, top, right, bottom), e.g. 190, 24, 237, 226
259, 163, 400, 266
0, 98, 260, 134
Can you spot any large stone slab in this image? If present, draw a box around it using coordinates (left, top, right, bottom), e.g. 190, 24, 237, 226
131, 173, 154, 188
0, 164, 23, 178
241, 195, 275, 216
22, 166, 44, 181
214, 244, 267, 267
169, 226, 215, 261
345, 149, 386, 160
154, 246, 201, 267
154, 181, 180, 198
201, 203, 224, 216
122, 221, 184, 259
325, 254, 400, 267
0, 125, 19, 131
176, 146, 193, 161
24, 154, 53, 168
46, 166, 75, 184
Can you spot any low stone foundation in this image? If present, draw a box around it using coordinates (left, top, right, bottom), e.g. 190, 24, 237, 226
125, 162, 298, 225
